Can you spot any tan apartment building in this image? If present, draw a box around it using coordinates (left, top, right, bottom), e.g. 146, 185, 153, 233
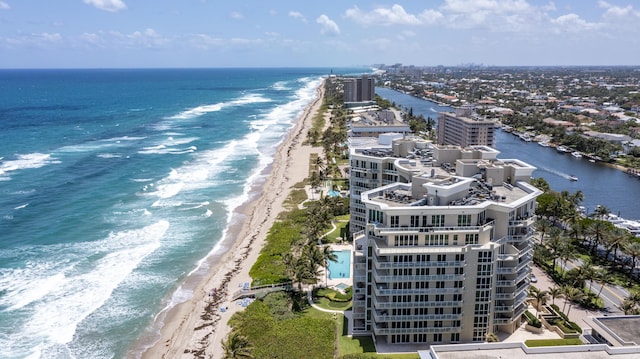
437, 105, 496, 147
350, 138, 541, 347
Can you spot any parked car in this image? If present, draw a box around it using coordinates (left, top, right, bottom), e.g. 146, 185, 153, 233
530, 274, 538, 283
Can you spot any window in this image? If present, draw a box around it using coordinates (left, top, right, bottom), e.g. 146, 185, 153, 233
394, 234, 418, 246
410, 215, 420, 227
417, 267, 430, 276
464, 233, 479, 245
478, 251, 493, 262
427, 234, 449, 246
477, 263, 492, 276
432, 214, 445, 227
391, 215, 399, 228
457, 214, 472, 226
415, 334, 428, 342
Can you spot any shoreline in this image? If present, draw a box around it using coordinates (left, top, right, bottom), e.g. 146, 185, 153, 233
133, 80, 326, 359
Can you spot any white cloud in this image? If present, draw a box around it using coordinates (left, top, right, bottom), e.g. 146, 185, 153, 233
83, 0, 127, 12
0, 32, 62, 48
345, 5, 442, 26
345, 5, 418, 25
542, 1, 556, 12
230, 11, 244, 20
599, 1, 636, 18
0, 1, 10, 10
289, 11, 307, 23
550, 13, 601, 33
316, 14, 340, 36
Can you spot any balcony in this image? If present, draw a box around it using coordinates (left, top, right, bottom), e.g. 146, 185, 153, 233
494, 305, 514, 313
373, 311, 463, 322
372, 323, 462, 335
509, 216, 535, 228
373, 299, 463, 309
373, 286, 463, 296
371, 221, 494, 237
374, 260, 465, 269
373, 272, 464, 282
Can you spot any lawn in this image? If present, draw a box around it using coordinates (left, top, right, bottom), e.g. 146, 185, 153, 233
326, 218, 350, 243
525, 338, 583, 347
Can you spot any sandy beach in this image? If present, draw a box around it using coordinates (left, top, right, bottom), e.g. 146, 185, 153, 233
136, 80, 326, 359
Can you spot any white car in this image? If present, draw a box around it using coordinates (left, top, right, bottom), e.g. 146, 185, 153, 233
530, 274, 538, 283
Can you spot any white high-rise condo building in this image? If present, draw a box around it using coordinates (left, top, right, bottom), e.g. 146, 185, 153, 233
350, 136, 541, 347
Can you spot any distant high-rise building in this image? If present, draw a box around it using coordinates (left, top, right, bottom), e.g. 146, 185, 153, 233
344, 75, 375, 103
437, 105, 495, 147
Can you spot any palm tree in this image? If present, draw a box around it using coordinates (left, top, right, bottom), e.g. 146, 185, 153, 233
535, 218, 552, 245
321, 245, 338, 286
562, 286, 585, 317
545, 227, 565, 270
622, 241, 640, 276
578, 259, 597, 292
584, 220, 609, 255
557, 242, 576, 279
602, 228, 626, 264
621, 291, 640, 315
529, 286, 549, 315
548, 286, 563, 306
592, 205, 611, 220
222, 332, 254, 359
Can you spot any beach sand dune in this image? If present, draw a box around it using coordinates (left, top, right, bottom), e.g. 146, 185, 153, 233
136, 81, 325, 359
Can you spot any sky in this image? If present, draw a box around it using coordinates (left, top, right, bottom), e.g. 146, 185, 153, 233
0, 0, 638, 68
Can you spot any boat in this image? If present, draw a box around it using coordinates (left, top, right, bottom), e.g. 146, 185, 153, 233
537, 141, 550, 147
571, 151, 583, 158
556, 145, 570, 153
569, 175, 578, 181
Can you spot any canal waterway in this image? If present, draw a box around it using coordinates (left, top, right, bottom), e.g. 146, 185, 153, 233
376, 87, 640, 220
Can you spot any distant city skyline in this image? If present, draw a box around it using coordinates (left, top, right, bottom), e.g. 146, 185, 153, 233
0, 1, 638, 68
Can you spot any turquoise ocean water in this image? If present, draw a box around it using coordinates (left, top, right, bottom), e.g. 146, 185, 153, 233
0, 68, 364, 358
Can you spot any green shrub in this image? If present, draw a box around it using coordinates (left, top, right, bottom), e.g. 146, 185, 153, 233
524, 310, 542, 328
316, 287, 353, 302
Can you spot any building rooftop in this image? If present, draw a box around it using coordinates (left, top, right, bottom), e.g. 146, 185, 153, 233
423, 342, 640, 359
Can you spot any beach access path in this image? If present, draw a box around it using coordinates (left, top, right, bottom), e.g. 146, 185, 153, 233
138, 81, 326, 359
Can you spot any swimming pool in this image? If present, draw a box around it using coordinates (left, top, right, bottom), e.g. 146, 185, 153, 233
328, 190, 341, 197
328, 250, 351, 279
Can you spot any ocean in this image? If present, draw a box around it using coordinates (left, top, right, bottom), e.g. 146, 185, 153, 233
0, 68, 365, 359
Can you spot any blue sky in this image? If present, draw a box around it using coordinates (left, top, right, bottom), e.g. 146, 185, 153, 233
0, 0, 638, 68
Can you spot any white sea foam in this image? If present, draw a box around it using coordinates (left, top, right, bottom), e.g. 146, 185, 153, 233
0, 221, 167, 356
14, 203, 29, 210
272, 81, 291, 91
59, 136, 145, 153
96, 153, 122, 159
168, 93, 271, 120
131, 178, 154, 183
0, 153, 61, 179
138, 136, 198, 155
